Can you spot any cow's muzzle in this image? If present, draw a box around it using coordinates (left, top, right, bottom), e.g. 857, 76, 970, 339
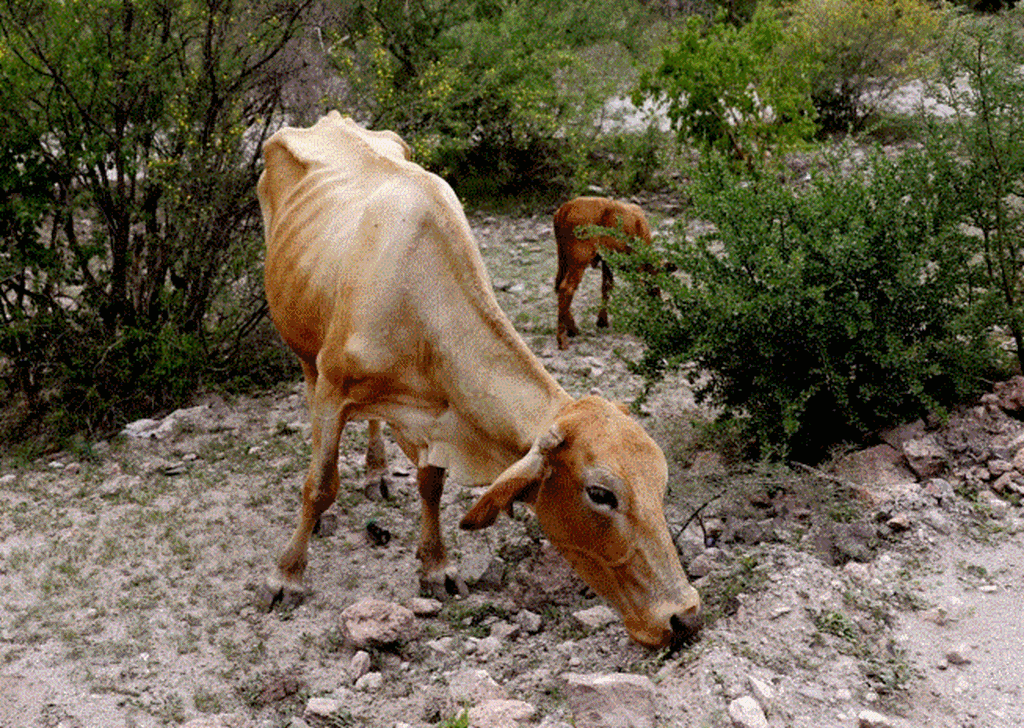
669, 605, 702, 647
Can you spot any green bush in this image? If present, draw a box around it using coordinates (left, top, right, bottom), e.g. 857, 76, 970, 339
331, 0, 647, 197
0, 0, 311, 445
779, 0, 941, 133
612, 148, 1001, 461
923, 9, 1024, 374
635, 9, 817, 166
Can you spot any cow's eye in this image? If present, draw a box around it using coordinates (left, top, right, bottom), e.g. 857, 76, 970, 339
585, 485, 618, 510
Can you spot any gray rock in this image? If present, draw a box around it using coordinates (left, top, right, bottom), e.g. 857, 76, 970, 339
348, 651, 372, 681
354, 671, 383, 691
562, 672, 656, 728
572, 605, 617, 630
468, 699, 536, 728
304, 697, 343, 720
727, 696, 769, 728
516, 610, 543, 634
747, 676, 774, 712
446, 667, 508, 707
408, 597, 443, 616
340, 599, 419, 648
945, 644, 972, 665
903, 435, 948, 479
857, 709, 906, 728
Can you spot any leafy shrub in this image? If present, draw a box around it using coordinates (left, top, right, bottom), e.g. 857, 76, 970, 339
332, 0, 646, 197
779, 0, 941, 133
612, 148, 1000, 461
0, 0, 309, 445
635, 9, 817, 166
923, 9, 1024, 373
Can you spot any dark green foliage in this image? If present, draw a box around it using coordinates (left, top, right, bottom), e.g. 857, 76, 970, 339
923, 11, 1024, 373
332, 0, 647, 197
0, 0, 310, 444
635, 10, 817, 168
613, 149, 1000, 461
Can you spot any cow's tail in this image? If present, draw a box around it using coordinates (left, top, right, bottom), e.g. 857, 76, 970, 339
554, 207, 569, 292
555, 237, 568, 292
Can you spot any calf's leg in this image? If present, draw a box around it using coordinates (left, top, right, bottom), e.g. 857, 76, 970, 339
597, 259, 614, 328
556, 264, 586, 349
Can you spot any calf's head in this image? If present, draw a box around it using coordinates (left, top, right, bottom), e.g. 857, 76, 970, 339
460, 396, 702, 648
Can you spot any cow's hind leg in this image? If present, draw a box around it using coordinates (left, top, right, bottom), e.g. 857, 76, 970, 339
416, 465, 468, 599
363, 419, 390, 500
556, 265, 586, 350
261, 369, 345, 609
597, 259, 614, 328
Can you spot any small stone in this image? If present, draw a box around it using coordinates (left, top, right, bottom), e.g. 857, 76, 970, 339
857, 708, 898, 728
886, 512, 912, 531
945, 645, 972, 665
988, 458, 1014, 476
572, 605, 617, 630
769, 606, 792, 620
408, 597, 443, 616
747, 676, 774, 712
304, 697, 342, 720
348, 651, 372, 681
340, 599, 419, 648
516, 610, 543, 634
727, 696, 769, 728
467, 699, 536, 728
490, 620, 521, 640
354, 671, 383, 691
562, 673, 657, 728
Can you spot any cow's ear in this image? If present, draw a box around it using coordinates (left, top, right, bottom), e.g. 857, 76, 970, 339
459, 426, 564, 531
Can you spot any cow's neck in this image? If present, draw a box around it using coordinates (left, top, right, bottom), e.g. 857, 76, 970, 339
437, 322, 573, 457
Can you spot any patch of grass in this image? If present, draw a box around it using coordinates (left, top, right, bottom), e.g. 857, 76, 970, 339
698, 552, 768, 626
436, 709, 470, 728
811, 608, 860, 645
443, 601, 511, 638
193, 686, 223, 713
863, 644, 916, 697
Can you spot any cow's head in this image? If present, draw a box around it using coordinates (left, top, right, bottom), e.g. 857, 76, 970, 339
460, 396, 702, 648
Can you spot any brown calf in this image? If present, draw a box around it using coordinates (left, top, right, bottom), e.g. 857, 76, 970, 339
554, 196, 654, 349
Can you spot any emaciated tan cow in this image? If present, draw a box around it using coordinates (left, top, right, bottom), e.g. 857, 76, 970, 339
257, 112, 701, 648
554, 196, 654, 350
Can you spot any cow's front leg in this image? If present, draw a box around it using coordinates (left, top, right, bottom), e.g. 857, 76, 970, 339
415, 465, 468, 599
261, 394, 344, 609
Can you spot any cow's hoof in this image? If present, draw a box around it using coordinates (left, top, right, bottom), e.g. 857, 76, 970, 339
363, 473, 391, 501
258, 579, 309, 611
596, 317, 609, 328
420, 570, 468, 601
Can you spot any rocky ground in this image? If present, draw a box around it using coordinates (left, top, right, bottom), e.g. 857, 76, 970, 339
1, 203, 1023, 728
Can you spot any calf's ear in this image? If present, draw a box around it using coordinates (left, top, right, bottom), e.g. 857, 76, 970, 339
459, 426, 564, 530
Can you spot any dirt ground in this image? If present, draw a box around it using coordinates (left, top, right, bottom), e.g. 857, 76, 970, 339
1, 203, 1023, 728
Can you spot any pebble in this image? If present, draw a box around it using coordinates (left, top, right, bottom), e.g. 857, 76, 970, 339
354, 671, 383, 691
727, 696, 769, 728
945, 645, 972, 665
747, 675, 774, 711
857, 709, 900, 728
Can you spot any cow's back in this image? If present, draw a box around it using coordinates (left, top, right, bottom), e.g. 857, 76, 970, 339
258, 113, 562, 483
554, 197, 652, 255
258, 112, 490, 368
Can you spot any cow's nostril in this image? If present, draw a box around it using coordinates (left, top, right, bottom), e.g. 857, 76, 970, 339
669, 608, 702, 644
